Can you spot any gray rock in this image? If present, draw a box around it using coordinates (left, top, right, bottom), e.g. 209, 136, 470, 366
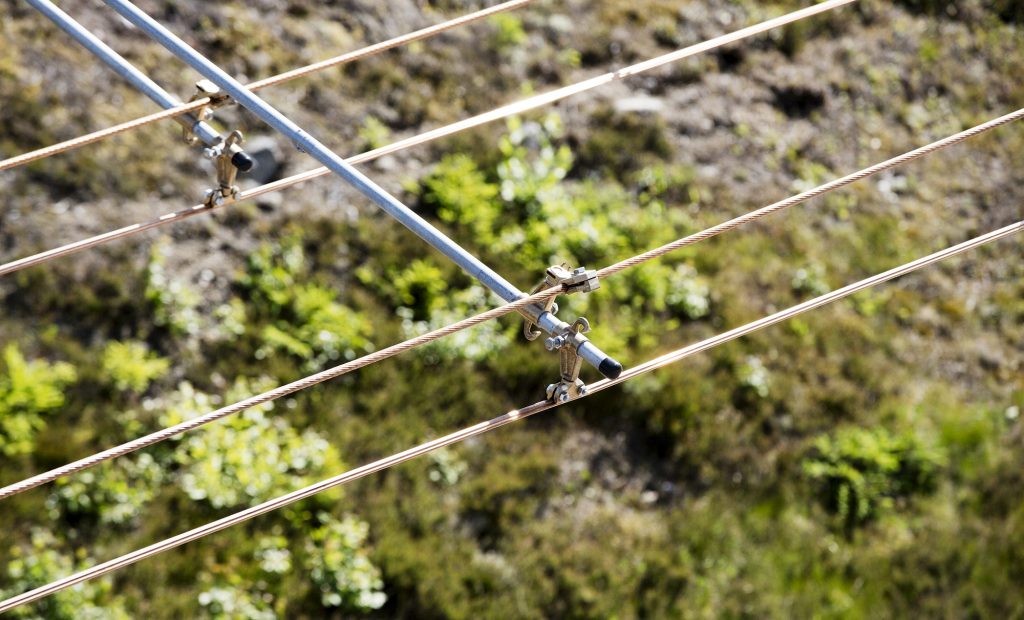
613, 96, 665, 115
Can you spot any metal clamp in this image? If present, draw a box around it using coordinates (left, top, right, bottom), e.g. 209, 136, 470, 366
523, 264, 600, 341
545, 317, 591, 403
521, 263, 604, 402
203, 130, 245, 207
183, 79, 231, 145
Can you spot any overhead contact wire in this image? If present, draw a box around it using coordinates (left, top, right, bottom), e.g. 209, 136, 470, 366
2, 219, 1019, 614
0, 285, 558, 500
2, 106, 1021, 498
0, 0, 857, 276
597, 107, 1024, 278
0, 0, 538, 172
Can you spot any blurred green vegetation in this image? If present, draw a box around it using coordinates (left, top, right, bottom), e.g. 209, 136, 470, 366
803, 427, 944, 534
100, 341, 170, 394
0, 345, 76, 457
1, 0, 1023, 618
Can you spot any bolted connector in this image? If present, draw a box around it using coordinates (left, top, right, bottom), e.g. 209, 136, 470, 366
182, 80, 221, 146
203, 130, 246, 207
562, 266, 600, 294
523, 263, 599, 342
544, 317, 591, 403
544, 335, 568, 351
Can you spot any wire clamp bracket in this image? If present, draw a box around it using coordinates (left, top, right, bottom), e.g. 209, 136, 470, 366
203, 130, 245, 207
545, 317, 591, 403
183, 79, 231, 145
523, 264, 600, 341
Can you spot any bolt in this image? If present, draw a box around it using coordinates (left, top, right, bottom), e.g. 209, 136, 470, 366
558, 392, 570, 403
578, 385, 588, 396
545, 336, 565, 351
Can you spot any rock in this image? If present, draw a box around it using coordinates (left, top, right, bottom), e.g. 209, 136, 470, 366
613, 96, 665, 115
548, 14, 574, 33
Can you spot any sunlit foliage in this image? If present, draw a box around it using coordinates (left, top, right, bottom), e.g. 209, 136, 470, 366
0, 345, 76, 457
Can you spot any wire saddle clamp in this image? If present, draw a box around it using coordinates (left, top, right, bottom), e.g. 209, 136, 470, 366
181, 79, 233, 144
523, 264, 604, 403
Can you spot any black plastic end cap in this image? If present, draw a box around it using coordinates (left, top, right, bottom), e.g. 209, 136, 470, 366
598, 357, 623, 380
231, 151, 257, 173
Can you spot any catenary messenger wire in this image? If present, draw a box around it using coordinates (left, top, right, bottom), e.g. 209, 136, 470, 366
2, 106, 1020, 500
0, 0, 538, 172
0, 0, 857, 277
1, 219, 1019, 614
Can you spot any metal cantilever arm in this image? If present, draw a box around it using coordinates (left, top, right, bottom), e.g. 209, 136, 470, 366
28, 0, 254, 171
100, 0, 622, 379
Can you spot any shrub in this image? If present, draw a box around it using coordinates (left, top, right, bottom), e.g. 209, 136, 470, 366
197, 585, 275, 620
489, 13, 526, 52
240, 235, 306, 311
398, 285, 513, 362
422, 153, 502, 246
101, 340, 170, 393
0, 344, 76, 457
168, 378, 343, 509
46, 453, 166, 526
391, 258, 449, 317
1, 530, 129, 619
196, 513, 385, 617
241, 237, 373, 371
306, 514, 387, 610
358, 115, 391, 151
803, 427, 944, 532
145, 240, 202, 337
496, 115, 572, 207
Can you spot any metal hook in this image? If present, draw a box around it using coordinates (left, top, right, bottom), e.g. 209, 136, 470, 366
203, 130, 246, 207
182, 79, 221, 146
545, 317, 592, 403
522, 264, 599, 341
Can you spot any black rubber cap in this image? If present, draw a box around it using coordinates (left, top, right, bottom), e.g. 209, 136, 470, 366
231, 151, 257, 173
598, 357, 623, 380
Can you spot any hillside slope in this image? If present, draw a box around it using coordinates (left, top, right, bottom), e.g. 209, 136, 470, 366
0, 0, 1022, 617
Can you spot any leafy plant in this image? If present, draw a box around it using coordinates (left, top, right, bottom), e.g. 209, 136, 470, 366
738, 356, 771, 399
46, 453, 166, 526
496, 114, 572, 207
803, 427, 944, 532
489, 13, 526, 52
305, 514, 387, 610
423, 153, 502, 247
792, 264, 831, 296
169, 378, 343, 509
196, 514, 385, 616
1, 530, 129, 619
358, 115, 391, 151
666, 263, 711, 319
390, 258, 449, 318
428, 448, 468, 486
197, 585, 275, 620
242, 237, 373, 371
101, 340, 170, 393
0, 344, 76, 457
398, 285, 513, 362
240, 235, 306, 311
